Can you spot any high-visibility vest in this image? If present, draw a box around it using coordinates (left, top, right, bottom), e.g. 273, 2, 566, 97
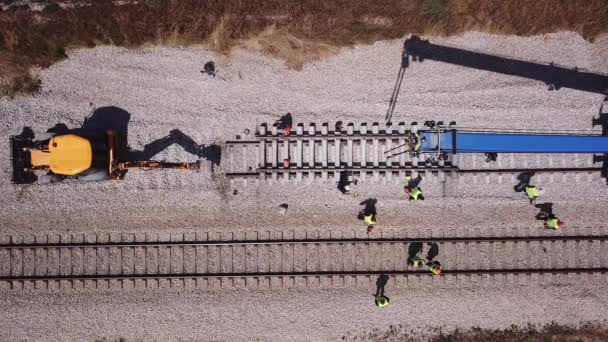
375, 295, 390, 307
525, 185, 538, 199
546, 218, 560, 229
412, 255, 425, 268
429, 263, 441, 275
363, 214, 375, 225
409, 187, 422, 200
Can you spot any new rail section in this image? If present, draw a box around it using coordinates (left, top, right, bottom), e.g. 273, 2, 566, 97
222, 121, 608, 183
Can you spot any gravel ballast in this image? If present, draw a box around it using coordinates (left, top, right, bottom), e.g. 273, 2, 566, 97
1, 281, 607, 341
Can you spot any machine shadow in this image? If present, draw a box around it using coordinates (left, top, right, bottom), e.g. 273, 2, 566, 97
46, 106, 221, 165
403, 36, 608, 95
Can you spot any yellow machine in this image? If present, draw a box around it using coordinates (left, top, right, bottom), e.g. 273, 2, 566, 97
11, 129, 199, 184
30, 135, 93, 176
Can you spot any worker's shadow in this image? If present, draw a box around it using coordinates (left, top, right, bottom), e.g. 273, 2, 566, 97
406, 241, 423, 266
374, 274, 389, 297
358, 198, 377, 219
535, 202, 554, 220
46, 106, 221, 165
405, 174, 422, 189
513, 171, 535, 192
426, 242, 439, 261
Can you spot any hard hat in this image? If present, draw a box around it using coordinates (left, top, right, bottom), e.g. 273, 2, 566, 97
558, 222, 565, 228
434, 267, 442, 274
404, 187, 411, 193
367, 226, 374, 233
344, 185, 350, 191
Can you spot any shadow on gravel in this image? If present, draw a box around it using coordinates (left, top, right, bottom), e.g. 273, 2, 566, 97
407, 241, 423, 266
535, 202, 554, 220
387, 36, 608, 122
403, 35, 608, 95
359, 198, 377, 215
426, 242, 439, 261
374, 274, 389, 297
513, 171, 535, 192
45, 106, 221, 165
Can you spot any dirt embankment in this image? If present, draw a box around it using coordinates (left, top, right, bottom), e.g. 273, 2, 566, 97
0, 0, 607, 96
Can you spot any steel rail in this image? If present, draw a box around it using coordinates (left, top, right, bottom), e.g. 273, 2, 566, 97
257, 166, 455, 172
256, 133, 407, 139
2, 234, 607, 249
1, 268, 606, 282
225, 140, 260, 145
455, 167, 603, 173
226, 166, 602, 178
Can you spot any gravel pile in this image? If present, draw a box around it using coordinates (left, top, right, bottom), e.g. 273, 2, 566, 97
0, 31, 607, 340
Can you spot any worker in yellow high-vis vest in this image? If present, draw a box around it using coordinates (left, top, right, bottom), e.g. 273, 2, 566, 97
545, 215, 565, 229
375, 295, 390, 308
524, 184, 540, 204
404, 175, 425, 201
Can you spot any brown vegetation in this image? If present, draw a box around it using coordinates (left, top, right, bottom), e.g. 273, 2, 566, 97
345, 321, 608, 341
0, 0, 607, 96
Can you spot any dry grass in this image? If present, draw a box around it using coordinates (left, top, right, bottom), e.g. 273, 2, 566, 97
0, 0, 607, 96
344, 321, 608, 341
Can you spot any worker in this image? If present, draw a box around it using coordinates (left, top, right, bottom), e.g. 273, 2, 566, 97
374, 274, 390, 307
277, 112, 293, 136
404, 175, 424, 201
405, 186, 424, 201
375, 295, 390, 308
409, 255, 426, 268
428, 261, 442, 275
545, 214, 565, 229
535, 203, 564, 230
363, 213, 376, 233
335, 120, 344, 132
524, 184, 540, 204
359, 198, 377, 233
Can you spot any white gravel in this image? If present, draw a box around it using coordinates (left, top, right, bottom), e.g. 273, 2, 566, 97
0, 31, 607, 341
1, 279, 607, 341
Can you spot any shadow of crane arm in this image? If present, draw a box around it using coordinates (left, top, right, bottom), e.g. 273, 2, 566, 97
403, 35, 608, 95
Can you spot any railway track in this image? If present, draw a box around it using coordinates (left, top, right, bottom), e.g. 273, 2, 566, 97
2, 232, 606, 290
222, 122, 605, 184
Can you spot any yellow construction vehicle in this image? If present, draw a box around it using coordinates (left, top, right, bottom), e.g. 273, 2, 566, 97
11, 128, 199, 184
